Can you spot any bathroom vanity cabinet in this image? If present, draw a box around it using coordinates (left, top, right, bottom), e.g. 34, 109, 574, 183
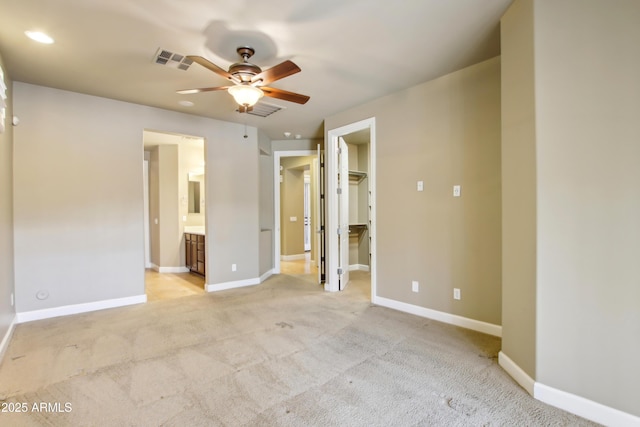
185, 233, 205, 276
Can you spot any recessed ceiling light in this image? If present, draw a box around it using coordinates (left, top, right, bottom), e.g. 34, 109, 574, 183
178, 100, 194, 107
25, 31, 54, 44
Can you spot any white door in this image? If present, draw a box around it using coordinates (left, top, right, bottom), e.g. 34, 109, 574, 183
316, 146, 324, 285
338, 137, 350, 289
303, 178, 311, 252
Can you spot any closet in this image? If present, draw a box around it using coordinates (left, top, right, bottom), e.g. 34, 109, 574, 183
346, 140, 370, 271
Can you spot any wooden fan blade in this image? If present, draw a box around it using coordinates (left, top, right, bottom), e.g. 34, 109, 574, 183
187, 55, 233, 80
261, 86, 310, 104
253, 60, 301, 85
176, 86, 232, 94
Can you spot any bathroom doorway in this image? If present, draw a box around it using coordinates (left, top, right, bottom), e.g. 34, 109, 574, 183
142, 130, 206, 301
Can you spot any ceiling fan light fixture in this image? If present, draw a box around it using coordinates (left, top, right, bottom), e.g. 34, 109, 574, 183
228, 85, 263, 107
25, 30, 54, 44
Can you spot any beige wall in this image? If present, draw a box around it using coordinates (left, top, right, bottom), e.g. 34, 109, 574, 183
501, 0, 640, 417
13, 82, 260, 311
500, 0, 537, 379
533, 0, 640, 416
259, 130, 274, 274
258, 131, 273, 231
325, 57, 502, 325
206, 122, 259, 285
0, 51, 15, 344
158, 145, 180, 268
148, 145, 180, 268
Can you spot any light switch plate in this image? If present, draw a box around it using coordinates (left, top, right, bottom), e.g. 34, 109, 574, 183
453, 185, 461, 197
417, 181, 424, 192
290, 216, 297, 222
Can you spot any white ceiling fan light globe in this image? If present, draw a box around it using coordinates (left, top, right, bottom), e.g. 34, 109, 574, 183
228, 85, 263, 107
25, 31, 54, 44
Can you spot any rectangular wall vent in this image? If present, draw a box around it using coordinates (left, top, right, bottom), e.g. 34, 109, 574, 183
242, 101, 284, 117
153, 48, 193, 71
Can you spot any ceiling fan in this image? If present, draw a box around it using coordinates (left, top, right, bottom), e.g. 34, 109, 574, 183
177, 47, 310, 112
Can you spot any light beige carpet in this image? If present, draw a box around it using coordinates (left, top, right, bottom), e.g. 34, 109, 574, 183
0, 272, 597, 426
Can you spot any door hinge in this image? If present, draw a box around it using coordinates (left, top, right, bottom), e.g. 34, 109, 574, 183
337, 187, 342, 195
337, 268, 343, 275
337, 227, 342, 235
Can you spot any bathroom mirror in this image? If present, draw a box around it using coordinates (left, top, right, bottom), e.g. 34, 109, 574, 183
188, 180, 201, 213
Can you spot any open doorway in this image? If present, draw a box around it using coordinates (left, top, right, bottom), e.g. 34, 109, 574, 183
142, 130, 206, 301
326, 118, 376, 300
274, 150, 319, 282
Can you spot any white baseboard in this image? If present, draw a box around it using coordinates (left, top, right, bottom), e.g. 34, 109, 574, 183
206, 277, 260, 292
498, 351, 534, 395
0, 315, 16, 363
149, 263, 189, 273
281, 254, 307, 261
156, 266, 190, 273
534, 383, 640, 427
206, 269, 275, 292
16, 294, 147, 324
260, 269, 274, 283
499, 351, 640, 426
372, 296, 502, 337
349, 264, 370, 272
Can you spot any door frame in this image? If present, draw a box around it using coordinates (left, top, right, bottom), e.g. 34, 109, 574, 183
273, 150, 317, 274
143, 159, 151, 268
326, 117, 376, 297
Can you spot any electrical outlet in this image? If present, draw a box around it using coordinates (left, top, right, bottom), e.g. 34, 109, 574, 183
412, 281, 419, 293
417, 181, 424, 192
232, 263, 237, 272
453, 185, 461, 197
453, 288, 461, 300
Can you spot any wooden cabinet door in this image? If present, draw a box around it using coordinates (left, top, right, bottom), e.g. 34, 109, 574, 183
190, 241, 198, 271
185, 234, 192, 268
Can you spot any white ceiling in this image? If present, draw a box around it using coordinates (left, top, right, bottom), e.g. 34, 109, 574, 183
0, 0, 513, 141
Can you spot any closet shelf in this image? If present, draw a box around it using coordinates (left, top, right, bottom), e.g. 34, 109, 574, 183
348, 170, 367, 183
349, 223, 368, 233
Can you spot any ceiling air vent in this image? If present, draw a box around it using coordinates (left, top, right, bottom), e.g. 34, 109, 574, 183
242, 101, 284, 118
153, 48, 193, 71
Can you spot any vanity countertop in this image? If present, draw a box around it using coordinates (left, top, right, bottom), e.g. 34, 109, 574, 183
184, 226, 205, 236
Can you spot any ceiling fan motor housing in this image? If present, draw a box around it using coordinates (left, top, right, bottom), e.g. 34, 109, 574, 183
229, 46, 261, 82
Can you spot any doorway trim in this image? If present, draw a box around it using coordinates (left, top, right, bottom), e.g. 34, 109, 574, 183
273, 150, 317, 274
326, 117, 376, 298
143, 159, 151, 268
